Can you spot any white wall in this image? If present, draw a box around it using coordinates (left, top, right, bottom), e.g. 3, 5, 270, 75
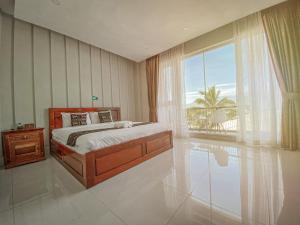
0, 13, 139, 164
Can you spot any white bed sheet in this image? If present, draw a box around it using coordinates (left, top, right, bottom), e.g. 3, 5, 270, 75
52, 121, 168, 154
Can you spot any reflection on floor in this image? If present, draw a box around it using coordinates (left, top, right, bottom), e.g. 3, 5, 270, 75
1, 138, 300, 225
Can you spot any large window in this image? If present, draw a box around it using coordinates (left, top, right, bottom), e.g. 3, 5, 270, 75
184, 43, 237, 133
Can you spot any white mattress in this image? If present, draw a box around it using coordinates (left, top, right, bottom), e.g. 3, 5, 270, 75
52, 121, 168, 154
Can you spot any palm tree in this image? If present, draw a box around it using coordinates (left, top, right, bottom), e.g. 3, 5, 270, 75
194, 86, 235, 108
187, 86, 236, 129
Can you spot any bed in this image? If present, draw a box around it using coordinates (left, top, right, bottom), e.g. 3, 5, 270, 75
49, 107, 173, 188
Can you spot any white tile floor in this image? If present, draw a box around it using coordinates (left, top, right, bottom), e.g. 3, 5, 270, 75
1, 138, 300, 225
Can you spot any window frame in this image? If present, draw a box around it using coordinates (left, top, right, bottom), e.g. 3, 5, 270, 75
184, 39, 234, 60
183, 39, 236, 102
184, 39, 238, 134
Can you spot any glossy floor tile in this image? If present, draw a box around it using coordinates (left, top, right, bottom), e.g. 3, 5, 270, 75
1, 138, 300, 225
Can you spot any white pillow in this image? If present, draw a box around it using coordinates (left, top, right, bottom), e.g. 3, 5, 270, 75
89, 112, 100, 124
61, 112, 91, 127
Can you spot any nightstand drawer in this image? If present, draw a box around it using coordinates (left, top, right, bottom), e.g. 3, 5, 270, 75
7, 132, 39, 142
14, 142, 39, 155
10, 141, 41, 163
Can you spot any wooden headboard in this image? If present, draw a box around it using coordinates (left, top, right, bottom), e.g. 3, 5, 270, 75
49, 107, 121, 138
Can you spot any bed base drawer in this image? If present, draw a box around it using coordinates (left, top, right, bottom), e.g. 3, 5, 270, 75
146, 134, 172, 154
95, 144, 143, 175
63, 155, 83, 176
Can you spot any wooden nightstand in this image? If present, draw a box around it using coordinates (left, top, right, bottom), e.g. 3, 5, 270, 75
2, 128, 45, 168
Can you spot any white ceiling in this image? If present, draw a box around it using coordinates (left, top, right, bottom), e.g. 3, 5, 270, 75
14, 0, 284, 62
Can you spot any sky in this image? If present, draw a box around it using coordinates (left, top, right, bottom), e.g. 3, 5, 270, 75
184, 43, 236, 105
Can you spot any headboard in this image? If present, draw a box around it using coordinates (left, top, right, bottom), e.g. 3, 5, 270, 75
49, 107, 121, 138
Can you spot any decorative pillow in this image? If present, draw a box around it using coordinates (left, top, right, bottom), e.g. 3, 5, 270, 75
89, 112, 100, 124
98, 111, 113, 123
70, 113, 87, 126
61, 112, 91, 127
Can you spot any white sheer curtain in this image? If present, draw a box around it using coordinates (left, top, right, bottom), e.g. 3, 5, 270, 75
234, 12, 282, 146
240, 149, 284, 225
158, 45, 188, 137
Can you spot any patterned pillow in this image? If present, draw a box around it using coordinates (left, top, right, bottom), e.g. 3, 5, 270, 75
70, 113, 88, 126
98, 111, 113, 123
61, 113, 91, 127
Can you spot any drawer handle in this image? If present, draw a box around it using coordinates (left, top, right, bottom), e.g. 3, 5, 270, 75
23, 136, 28, 139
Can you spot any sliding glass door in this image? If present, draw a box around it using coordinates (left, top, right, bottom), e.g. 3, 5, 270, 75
184, 43, 237, 135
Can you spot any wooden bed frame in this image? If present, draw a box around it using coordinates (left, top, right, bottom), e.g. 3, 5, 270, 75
49, 107, 173, 188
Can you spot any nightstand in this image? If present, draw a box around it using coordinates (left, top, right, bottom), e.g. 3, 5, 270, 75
2, 128, 45, 168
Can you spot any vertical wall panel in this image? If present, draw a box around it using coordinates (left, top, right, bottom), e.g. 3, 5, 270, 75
128, 61, 136, 120
101, 50, 112, 107
134, 64, 142, 121
140, 61, 150, 121
91, 46, 103, 107
79, 42, 92, 107
0, 11, 2, 44
110, 53, 120, 107
51, 32, 67, 107
0, 15, 14, 129
118, 57, 129, 120
14, 20, 34, 124
66, 37, 80, 107
0, 15, 14, 163
0, 12, 2, 163
33, 26, 51, 146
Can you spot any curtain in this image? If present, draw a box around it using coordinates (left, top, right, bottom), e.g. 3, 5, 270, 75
261, 1, 300, 150
146, 55, 159, 122
234, 12, 282, 146
158, 45, 188, 137
240, 149, 284, 225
